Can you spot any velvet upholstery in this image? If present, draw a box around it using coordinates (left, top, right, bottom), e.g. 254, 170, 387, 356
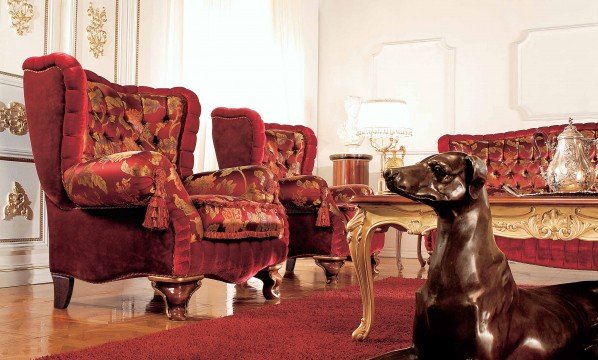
434, 123, 598, 270
211, 107, 385, 259
23, 53, 288, 286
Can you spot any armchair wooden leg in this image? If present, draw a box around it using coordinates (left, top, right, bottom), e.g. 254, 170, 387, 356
255, 264, 283, 300
285, 258, 297, 273
313, 256, 345, 285
371, 252, 381, 275
149, 275, 203, 321
52, 274, 74, 309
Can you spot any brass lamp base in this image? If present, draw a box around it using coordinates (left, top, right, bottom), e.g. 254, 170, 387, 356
375, 146, 406, 195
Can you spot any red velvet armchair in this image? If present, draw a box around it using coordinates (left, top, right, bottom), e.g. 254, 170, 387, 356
211, 107, 385, 284
431, 123, 598, 270
22, 53, 289, 320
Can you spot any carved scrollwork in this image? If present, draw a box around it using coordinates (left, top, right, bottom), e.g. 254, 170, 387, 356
0, 101, 28, 136
3, 182, 33, 221
493, 206, 598, 241
7, 0, 34, 36
347, 207, 366, 246
86, 2, 108, 59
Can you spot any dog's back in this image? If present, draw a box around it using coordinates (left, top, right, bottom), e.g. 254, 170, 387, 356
508, 281, 598, 359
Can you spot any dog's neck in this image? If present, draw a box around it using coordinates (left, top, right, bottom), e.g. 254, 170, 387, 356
428, 189, 516, 294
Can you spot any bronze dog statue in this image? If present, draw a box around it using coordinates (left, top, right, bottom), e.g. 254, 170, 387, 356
380, 151, 597, 360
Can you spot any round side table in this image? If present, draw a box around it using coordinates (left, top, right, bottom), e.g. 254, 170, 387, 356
329, 153, 373, 186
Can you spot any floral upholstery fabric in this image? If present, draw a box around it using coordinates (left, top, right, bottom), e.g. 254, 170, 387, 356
184, 165, 279, 204
263, 129, 306, 178
330, 184, 373, 204
279, 175, 342, 227
64, 150, 202, 230
191, 195, 284, 240
84, 81, 185, 167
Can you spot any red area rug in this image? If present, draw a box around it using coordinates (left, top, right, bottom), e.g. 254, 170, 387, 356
41, 277, 423, 360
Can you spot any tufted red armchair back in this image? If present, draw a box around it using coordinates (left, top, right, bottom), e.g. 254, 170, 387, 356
211, 108, 317, 177
438, 122, 598, 194
22, 53, 200, 208
263, 123, 317, 178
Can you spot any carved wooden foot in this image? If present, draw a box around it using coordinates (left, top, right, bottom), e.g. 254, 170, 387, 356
52, 274, 74, 309
313, 256, 345, 284
149, 276, 203, 321
371, 252, 381, 275
255, 264, 283, 300
285, 258, 297, 273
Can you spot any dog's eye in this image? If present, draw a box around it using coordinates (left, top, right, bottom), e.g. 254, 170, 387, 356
432, 164, 447, 178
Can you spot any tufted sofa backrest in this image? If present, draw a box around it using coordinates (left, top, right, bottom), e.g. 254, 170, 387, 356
22, 53, 200, 208
438, 122, 598, 194
263, 123, 317, 178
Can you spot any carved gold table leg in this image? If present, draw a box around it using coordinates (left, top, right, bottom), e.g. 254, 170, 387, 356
347, 208, 377, 341
396, 231, 404, 271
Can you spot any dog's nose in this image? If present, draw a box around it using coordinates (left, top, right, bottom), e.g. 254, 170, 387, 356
384, 168, 407, 191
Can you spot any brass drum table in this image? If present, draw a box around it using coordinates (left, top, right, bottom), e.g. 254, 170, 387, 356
347, 194, 598, 341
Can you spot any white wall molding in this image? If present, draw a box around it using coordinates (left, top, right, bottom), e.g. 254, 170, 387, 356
115, 0, 139, 85
516, 23, 598, 122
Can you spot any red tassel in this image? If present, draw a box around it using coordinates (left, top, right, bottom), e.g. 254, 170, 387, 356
316, 201, 331, 227
143, 168, 169, 230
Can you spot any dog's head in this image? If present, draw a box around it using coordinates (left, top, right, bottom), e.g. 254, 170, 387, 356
384, 152, 487, 206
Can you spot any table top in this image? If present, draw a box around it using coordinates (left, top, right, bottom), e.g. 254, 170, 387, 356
351, 194, 598, 206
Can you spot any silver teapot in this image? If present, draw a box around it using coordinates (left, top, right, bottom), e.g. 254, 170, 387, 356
533, 118, 597, 193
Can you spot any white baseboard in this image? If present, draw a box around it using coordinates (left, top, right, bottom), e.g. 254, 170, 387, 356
0, 266, 51, 288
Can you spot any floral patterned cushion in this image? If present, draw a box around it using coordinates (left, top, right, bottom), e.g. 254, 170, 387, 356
330, 184, 373, 204
64, 150, 203, 240
83, 82, 185, 167
263, 129, 305, 178
184, 165, 280, 204
191, 195, 284, 240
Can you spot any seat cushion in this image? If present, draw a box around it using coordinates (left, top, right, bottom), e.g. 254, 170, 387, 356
191, 195, 285, 240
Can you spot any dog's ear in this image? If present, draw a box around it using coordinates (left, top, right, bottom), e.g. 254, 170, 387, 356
465, 155, 487, 199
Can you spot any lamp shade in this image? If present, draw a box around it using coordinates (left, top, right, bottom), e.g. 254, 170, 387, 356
356, 99, 412, 138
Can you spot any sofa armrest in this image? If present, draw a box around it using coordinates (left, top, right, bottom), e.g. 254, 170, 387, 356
330, 184, 373, 205
279, 175, 340, 227
63, 150, 201, 234
184, 165, 280, 204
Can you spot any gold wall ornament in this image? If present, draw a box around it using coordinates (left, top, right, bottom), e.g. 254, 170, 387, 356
0, 102, 28, 136
4, 182, 33, 221
86, 2, 108, 59
7, 0, 34, 36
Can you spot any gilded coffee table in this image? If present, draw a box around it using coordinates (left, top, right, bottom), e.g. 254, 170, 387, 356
347, 194, 598, 340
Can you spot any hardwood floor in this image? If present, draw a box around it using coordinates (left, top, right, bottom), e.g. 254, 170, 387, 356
0, 257, 596, 359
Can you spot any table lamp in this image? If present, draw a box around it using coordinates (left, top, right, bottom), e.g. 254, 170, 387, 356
356, 99, 412, 194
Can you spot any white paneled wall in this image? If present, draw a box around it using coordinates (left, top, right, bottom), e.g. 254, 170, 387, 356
318, 0, 598, 258
0, 0, 140, 287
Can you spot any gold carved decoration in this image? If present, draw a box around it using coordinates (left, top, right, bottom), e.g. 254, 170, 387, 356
86, 2, 108, 58
4, 182, 33, 221
0, 102, 28, 136
7, 0, 34, 36
493, 206, 598, 241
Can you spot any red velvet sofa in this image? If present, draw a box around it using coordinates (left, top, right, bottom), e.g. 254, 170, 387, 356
433, 122, 598, 270
22, 53, 289, 320
211, 107, 385, 284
